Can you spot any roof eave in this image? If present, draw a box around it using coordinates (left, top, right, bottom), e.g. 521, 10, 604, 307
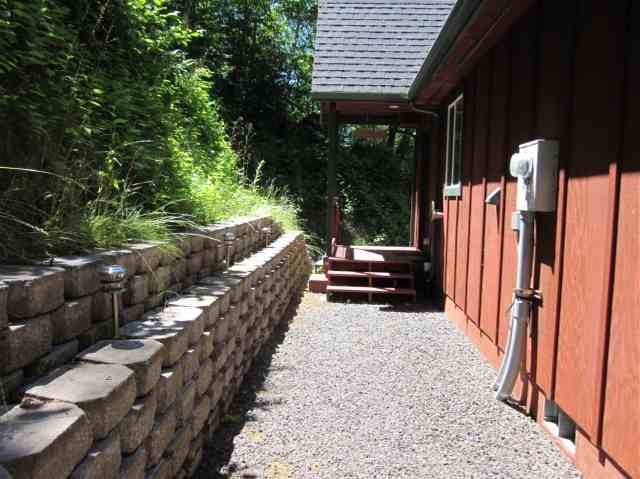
408, 0, 483, 101
311, 91, 409, 103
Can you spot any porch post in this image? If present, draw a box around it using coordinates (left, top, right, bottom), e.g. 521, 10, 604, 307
412, 129, 426, 249
326, 102, 338, 254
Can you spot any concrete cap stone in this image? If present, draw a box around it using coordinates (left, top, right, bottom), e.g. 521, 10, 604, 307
45, 255, 103, 299
120, 318, 189, 367
0, 401, 92, 479
0, 265, 65, 319
119, 388, 157, 454
189, 283, 230, 315
70, 429, 121, 479
78, 339, 164, 396
220, 277, 244, 303
25, 362, 136, 440
167, 294, 219, 330
195, 276, 229, 291
142, 306, 203, 347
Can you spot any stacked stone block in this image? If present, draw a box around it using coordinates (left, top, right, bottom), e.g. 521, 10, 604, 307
0, 216, 275, 404
0, 218, 312, 479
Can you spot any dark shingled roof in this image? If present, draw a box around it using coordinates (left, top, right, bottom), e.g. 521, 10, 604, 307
312, 0, 456, 101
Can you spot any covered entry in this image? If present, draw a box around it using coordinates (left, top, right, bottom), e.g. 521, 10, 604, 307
310, 0, 454, 301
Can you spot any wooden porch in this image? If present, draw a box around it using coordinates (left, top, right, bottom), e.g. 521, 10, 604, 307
309, 242, 428, 302
307, 101, 442, 303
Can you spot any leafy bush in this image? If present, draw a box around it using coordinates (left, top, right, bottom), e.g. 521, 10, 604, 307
337, 130, 413, 246
0, 0, 299, 261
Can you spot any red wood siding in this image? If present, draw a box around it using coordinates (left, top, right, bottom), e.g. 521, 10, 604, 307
600, 2, 640, 475
466, 57, 491, 326
479, 42, 509, 344
532, 0, 577, 399
453, 77, 475, 311
438, 1, 638, 476
553, 0, 628, 439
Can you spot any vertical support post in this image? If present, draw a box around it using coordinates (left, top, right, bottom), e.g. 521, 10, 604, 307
326, 102, 338, 254
412, 129, 425, 249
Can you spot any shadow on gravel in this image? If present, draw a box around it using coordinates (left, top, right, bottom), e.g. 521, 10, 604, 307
193, 292, 304, 479
377, 301, 442, 314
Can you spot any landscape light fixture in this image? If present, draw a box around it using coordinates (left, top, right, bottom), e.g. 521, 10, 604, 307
98, 264, 127, 338
262, 226, 272, 248
388, 105, 401, 110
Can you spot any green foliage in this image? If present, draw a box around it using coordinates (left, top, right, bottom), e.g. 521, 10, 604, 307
186, 0, 324, 239
338, 129, 414, 246
0, 0, 414, 262
0, 0, 300, 261
78, 183, 195, 250
185, 0, 413, 250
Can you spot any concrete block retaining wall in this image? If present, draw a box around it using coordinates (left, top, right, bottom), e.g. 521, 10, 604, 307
0, 217, 312, 479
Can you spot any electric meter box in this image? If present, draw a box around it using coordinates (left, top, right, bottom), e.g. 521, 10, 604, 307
510, 139, 559, 212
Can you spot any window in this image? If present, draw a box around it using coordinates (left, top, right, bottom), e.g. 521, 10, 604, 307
444, 94, 463, 197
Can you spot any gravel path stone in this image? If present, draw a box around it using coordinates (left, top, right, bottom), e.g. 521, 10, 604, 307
197, 293, 580, 479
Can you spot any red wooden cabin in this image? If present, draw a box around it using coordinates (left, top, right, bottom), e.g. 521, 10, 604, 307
312, 1, 639, 478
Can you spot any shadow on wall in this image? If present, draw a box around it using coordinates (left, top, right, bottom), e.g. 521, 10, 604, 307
192, 293, 304, 479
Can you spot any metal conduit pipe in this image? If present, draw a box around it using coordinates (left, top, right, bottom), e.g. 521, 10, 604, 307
493, 211, 531, 392
494, 139, 558, 401
495, 210, 535, 401
493, 315, 515, 390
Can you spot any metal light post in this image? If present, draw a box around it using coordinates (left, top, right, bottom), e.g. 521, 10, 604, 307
261, 226, 272, 248
98, 264, 127, 338
224, 231, 235, 268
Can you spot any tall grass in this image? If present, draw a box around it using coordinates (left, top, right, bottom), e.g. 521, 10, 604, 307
189, 163, 300, 230
0, 166, 301, 262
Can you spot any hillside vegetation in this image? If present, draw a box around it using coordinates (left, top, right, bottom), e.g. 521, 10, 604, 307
0, 0, 411, 262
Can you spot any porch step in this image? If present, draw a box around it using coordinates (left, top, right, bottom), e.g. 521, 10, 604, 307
327, 270, 413, 280
328, 257, 409, 267
308, 273, 328, 293
327, 285, 416, 297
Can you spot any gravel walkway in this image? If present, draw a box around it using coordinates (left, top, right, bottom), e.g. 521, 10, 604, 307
197, 293, 580, 479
